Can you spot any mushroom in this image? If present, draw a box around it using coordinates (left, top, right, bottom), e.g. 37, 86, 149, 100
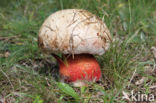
38, 9, 112, 87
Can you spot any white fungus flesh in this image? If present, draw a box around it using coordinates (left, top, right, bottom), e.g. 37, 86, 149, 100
38, 9, 112, 55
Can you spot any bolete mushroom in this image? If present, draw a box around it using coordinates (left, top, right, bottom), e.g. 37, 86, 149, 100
38, 9, 112, 87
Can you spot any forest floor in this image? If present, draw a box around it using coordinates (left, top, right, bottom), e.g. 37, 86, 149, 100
0, 0, 156, 103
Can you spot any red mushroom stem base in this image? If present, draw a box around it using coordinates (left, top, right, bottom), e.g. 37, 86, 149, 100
53, 54, 101, 87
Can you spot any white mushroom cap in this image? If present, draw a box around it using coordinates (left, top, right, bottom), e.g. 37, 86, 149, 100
38, 9, 112, 55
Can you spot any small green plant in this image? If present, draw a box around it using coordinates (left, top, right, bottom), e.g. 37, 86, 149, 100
57, 82, 80, 102
33, 95, 43, 103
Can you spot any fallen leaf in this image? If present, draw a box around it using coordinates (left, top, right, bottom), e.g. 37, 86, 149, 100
4, 52, 10, 58
149, 85, 156, 89
135, 77, 147, 85
144, 65, 154, 75
0, 52, 10, 58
